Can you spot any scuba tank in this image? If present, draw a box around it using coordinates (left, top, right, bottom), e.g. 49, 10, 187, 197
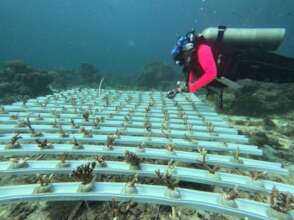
201, 27, 286, 51
200, 26, 294, 84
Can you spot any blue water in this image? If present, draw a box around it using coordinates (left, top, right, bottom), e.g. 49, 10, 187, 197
0, 0, 293, 74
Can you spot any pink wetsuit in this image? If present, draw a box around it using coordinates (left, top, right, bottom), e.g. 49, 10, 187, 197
187, 44, 217, 93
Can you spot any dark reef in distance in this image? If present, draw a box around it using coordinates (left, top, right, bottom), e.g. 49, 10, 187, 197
51, 63, 102, 89
0, 60, 54, 104
137, 62, 182, 90
0, 61, 105, 104
0, 60, 182, 105
222, 79, 294, 116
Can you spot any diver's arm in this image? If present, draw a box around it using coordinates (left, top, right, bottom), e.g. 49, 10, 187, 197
188, 44, 217, 93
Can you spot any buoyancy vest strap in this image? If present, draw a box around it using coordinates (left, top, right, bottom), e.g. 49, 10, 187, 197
215, 26, 227, 77
216, 26, 226, 42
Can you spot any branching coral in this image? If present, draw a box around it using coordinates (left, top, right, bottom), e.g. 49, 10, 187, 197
35, 113, 43, 121
207, 122, 215, 133
270, 186, 294, 213
21, 95, 29, 106
186, 124, 193, 133
36, 173, 54, 186
5, 133, 22, 149
70, 97, 77, 106
249, 171, 267, 181
26, 117, 43, 137
144, 121, 152, 131
125, 151, 141, 170
155, 170, 178, 190
95, 155, 107, 167
93, 117, 102, 128
71, 162, 96, 185
33, 173, 54, 194
114, 129, 122, 139
82, 111, 90, 122
59, 154, 66, 164
196, 148, 220, 174
70, 118, 79, 129
103, 95, 109, 107
52, 118, 60, 128
204, 164, 220, 174
8, 157, 29, 169
183, 117, 188, 127
167, 160, 176, 173
161, 128, 170, 139
197, 147, 208, 164
72, 137, 83, 149
232, 148, 243, 164
127, 173, 139, 188
137, 142, 146, 152
41, 99, 49, 108
105, 135, 116, 150
124, 115, 130, 122
16, 119, 27, 128
161, 121, 169, 130
165, 143, 176, 153
115, 105, 121, 113
56, 154, 70, 168
58, 126, 69, 138
107, 199, 139, 220
145, 106, 151, 113
149, 98, 155, 106
185, 96, 192, 103
128, 107, 135, 114
184, 130, 196, 143
223, 186, 240, 200
52, 110, 61, 119
80, 127, 93, 138
10, 114, 18, 120
35, 139, 53, 149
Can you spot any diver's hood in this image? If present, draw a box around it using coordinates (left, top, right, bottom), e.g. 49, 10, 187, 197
171, 31, 197, 65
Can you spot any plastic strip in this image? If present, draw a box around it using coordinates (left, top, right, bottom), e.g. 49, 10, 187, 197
0, 133, 261, 155
0, 160, 292, 194
0, 182, 285, 220
0, 144, 285, 174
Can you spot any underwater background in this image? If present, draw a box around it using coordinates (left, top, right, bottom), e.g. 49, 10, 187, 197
0, 0, 294, 74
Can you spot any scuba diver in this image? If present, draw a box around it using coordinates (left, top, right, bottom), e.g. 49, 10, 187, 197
167, 26, 294, 102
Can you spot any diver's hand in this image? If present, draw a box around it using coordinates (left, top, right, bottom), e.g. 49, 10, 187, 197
176, 81, 187, 92
167, 89, 178, 99
166, 82, 187, 99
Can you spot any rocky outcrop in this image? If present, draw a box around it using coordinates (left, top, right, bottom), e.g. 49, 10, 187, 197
137, 62, 180, 90
223, 79, 294, 116
52, 63, 102, 89
0, 60, 54, 104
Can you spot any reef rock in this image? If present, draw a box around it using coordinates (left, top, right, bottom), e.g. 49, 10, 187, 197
4, 59, 33, 74
0, 60, 54, 104
52, 63, 102, 89
79, 63, 101, 86
224, 79, 294, 116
